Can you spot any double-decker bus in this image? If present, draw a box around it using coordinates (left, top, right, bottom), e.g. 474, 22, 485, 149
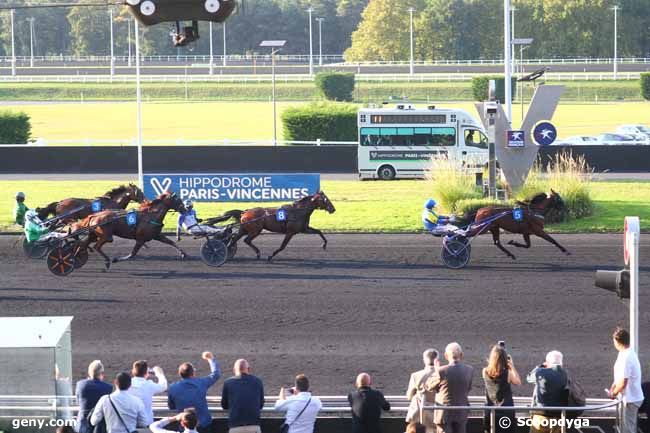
357, 103, 489, 180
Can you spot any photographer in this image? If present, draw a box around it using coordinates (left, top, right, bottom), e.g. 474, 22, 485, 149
526, 351, 568, 433
482, 344, 521, 433
273, 375, 322, 433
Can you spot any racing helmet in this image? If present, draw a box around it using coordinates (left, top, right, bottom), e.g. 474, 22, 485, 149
15, 191, 25, 199
424, 199, 437, 210
183, 199, 193, 209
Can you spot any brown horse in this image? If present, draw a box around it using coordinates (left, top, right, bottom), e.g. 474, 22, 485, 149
74, 191, 187, 270
225, 191, 336, 261
465, 190, 570, 260
36, 183, 145, 222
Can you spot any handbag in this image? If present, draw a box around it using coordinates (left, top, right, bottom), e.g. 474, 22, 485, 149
278, 397, 312, 433
108, 395, 139, 433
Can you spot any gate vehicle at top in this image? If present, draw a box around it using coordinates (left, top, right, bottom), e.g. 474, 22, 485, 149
357, 104, 489, 180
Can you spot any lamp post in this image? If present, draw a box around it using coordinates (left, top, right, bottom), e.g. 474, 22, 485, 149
10, 9, 16, 77
27, 17, 35, 68
315, 17, 324, 66
209, 21, 214, 75
135, 19, 143, 188
127, 18, 132, 67
307, 8, 313, 76
512, 38, 533, 122
222, 21, 227, 67
503, 0, 512, 123
109, 8, 115, 77
611, 5, 620, 79
510, 6, 516, 76
260, 40, 287, 147
408, 7, 415, 75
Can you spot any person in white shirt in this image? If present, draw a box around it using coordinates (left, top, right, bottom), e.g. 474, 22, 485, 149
273, 374, 322, 433
128, 360, 168, 425
150, 410, 198, 433
609, 327, 645, 433
91, 372, 148, 433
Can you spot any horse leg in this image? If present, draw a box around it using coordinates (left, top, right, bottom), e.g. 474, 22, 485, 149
113, 240, 146, 263
508, 233, 531, 248
535, 230, 571, 256
268, 233, 296, 262
304, 226, 327, 250
92, 238, 113, 270
491, 227, 516, 260
153, 234, 188, 259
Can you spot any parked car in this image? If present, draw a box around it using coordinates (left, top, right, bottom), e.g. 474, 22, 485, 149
555, 136, 599, 145
615, 125, 650, 142
596, 133, 642, 145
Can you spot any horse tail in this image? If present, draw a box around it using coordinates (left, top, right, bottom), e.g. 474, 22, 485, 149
35, 202, 58, 220
209, 209, 244, 224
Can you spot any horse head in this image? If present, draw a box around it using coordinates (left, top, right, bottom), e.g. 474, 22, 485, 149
162, 191, 187, 214
126, 183, 146, 203
312, 190, 336, 214
548, 189, 566, 213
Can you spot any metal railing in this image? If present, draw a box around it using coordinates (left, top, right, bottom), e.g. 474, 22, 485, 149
0, 139, 357, 147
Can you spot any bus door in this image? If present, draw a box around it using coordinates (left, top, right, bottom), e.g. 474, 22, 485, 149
460, 126, 489, 166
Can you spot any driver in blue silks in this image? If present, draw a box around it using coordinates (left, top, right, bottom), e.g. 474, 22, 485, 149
422, 199, 459, 236
176, 200, 222, 240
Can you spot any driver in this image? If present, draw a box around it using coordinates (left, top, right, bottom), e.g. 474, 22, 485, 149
422, 199, 459, 236
23, 210, 65, 243
176, 200, 223, 240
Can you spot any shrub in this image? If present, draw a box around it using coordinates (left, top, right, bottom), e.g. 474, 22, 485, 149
281, 102, 358, 142
471, 75, 517, 103
427, 157, 482, 212
0, 110, 31, 144
315, 72, 355, 102
641, 73, 650, 101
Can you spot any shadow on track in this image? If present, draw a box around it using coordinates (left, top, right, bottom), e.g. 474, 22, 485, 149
0, 295, 123, 303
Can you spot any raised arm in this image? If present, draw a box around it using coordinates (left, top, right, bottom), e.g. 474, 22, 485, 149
151, 366, 168, 394
198, 352, 221, 389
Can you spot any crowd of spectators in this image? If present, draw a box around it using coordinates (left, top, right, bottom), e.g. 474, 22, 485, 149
70, 327, 647, 433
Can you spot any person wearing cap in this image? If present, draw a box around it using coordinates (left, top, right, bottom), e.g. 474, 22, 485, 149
422, 199, 457, 236
526, 351, 568, 433
176, 200, 222, 240
14, 192, 29, 226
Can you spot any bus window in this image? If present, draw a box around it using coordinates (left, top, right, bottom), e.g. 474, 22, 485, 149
464, 129, 488, 149
429, 127, 456, 147
360, 127, 380, 146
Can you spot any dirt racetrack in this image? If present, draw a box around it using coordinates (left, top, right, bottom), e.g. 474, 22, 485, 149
0, 233, 648, 398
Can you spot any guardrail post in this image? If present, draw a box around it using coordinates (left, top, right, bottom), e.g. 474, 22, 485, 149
561, 409, 566, 433
490, 408, 496, 433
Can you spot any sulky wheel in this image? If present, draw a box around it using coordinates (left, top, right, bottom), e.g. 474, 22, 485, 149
73, 246, 89, 269
47, 244, 77, 277
23, 238, 51, 259
440, 238, 471, 269
201, 238, 228, 267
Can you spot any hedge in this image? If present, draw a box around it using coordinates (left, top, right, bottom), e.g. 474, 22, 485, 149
281, 102, 357, 142
641, 73, 650, 100
314, 72, 355, 102
0, 111, 31, 144
471, 76, 518, 103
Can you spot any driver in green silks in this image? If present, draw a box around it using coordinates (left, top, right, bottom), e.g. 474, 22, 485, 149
23, 210, 65, 243
13, 192, 29, 227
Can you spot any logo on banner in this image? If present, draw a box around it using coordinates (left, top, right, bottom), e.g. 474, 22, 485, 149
532, 122, 557, 146
507, 130, 525, 147
150, 177, 173, 196
276, 209, 287, 222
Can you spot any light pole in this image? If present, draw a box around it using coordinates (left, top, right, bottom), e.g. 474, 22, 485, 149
260, 40, 287, 147
27, 17, 35, 68
209, 21, 214, 75
510, 6, 516, 76
307, 8, 313, 76
512, 38, 533, 121
127, 18, 132, 67
10, 9, 16, 77
109, 8, 115, 77
408, 7, 415, 75
611, 5, 620, 79
135, 19, 143, 188
222, 21, 227, 67
315, 17, 324, 66
503, 0, 512, 123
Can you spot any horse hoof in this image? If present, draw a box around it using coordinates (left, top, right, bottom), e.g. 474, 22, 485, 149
322, 244, 327, 250
507, 240, 514, 245
256, 254, 261, 260
111, 258, 118, 264
267, 256, 273, 262
565, 251, 572, 256
180, 253, 187, 260
105, 261, 111, 270
510, 255, 516, 260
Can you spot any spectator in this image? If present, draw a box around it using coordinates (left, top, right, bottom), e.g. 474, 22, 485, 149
150, 410, 198, 433
274, 374, 322, 433
406, 349, 440, 433
348, 373, 391, 433
75, 360, 112, 433
14, 192, 28, 226
90, 372, 148, 433
406, 423, 426, 433
425, 342, 473, 433
609, 328, 644, 433
526, 351, 568, 433
168, 351, 221, 433
128, 360, 168, 425
482, 345, 521, 433
221, 359, 265, 433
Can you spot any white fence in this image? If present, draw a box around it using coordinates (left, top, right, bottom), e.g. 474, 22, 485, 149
0, 139, 357, 147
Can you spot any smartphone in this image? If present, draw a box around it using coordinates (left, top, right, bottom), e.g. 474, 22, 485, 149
285, 387, 294, 395
498, 340, 506, 349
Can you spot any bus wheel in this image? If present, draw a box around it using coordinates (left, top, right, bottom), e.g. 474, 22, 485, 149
377, 165, 396, 180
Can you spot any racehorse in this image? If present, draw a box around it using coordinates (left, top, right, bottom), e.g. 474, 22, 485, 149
36, 184, 145, 222
464, 190, 570, 260
73, 191, 187, 270
221, 191, 336, 261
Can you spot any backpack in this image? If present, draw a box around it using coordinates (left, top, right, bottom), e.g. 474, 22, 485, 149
565, 375, 587, 418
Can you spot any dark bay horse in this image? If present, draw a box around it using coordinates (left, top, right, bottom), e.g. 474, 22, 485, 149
465, 190, 570, 260
224, 191, 336, 261
73, 191, 187, 269
36, 184, 145, 222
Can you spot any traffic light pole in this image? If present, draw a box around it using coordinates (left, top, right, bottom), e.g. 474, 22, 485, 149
626, 217, 640, 352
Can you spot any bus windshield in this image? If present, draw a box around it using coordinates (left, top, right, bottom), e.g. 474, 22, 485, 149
360, 126, 456, 147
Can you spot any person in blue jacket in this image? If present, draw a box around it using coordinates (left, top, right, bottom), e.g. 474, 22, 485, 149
422, 199, 458, 236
